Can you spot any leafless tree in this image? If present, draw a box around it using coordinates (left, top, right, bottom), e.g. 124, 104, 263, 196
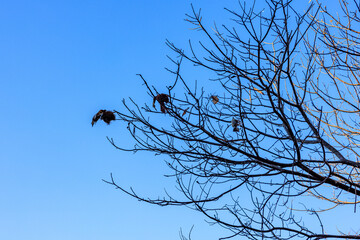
99, 0, 360, 239
302, 0, 360, 214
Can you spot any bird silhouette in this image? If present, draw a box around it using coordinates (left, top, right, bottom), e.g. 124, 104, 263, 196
153, 94, 169, 113
92, 110, 116, 126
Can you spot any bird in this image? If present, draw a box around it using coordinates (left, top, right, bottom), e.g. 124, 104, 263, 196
153, 94, 169, 113
91, 110, 116, 126
231, 117, 240, 132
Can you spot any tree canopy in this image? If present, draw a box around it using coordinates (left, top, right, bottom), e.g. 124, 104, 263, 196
96, 0, 360, 239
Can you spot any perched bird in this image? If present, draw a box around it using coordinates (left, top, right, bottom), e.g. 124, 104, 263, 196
231, 117, 240, 132
101, 110, 116, 124
92, 110, 116, 126
153, 94, 169, 113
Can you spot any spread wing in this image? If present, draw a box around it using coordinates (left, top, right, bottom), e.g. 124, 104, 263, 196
153, 96, 157, 109
91, 110, 104, 126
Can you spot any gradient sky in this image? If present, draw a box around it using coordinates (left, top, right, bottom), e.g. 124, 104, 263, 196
0, 0, 358, 240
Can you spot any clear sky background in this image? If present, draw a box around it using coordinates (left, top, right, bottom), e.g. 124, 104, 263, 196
0, 0, 358, 240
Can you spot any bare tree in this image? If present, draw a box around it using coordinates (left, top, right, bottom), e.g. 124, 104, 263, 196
98, 0, 360, 239
302, 0, 360, 213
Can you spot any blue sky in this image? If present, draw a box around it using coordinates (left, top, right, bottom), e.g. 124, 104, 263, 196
0, 0, 358, 240
0, 1, 234, 239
